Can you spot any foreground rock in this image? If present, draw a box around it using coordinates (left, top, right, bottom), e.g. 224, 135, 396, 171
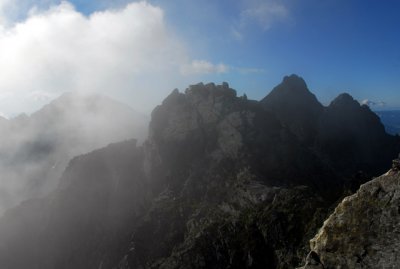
301, 158, 400, 268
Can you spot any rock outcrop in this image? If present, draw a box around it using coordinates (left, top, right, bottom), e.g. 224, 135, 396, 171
301, 156, 400, 269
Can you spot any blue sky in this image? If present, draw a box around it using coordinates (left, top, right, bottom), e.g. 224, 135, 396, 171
0, 0, 399, 116
154, 0, 400, 107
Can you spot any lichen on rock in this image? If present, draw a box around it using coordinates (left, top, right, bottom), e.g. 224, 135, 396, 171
302, 162, 400, 268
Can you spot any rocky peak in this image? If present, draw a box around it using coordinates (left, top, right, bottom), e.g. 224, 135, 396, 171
261, 74, 324, 144
186, 81, 234, 94
281, 74, 309, 92
262, 74, 318, 101
316, 92, 399, 177
145, 82, 247, 192
183, 82, 237, 107
329, 92, 360, 109
149, 82, 239, 143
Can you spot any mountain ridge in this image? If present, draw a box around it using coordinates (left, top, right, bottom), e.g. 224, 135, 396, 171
0, 75, 398, 268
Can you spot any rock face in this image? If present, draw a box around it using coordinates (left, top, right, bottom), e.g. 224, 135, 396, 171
0, 77, 398, 269
301, 159, 400, 269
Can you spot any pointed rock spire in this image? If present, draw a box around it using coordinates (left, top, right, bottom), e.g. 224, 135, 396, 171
261, 74, 324, 144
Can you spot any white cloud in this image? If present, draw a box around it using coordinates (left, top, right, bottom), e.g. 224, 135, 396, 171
233, 0, 289, 39
241, 0, 288, 30
0, 1, 228, 115
180, 60, 229, 75
361, 99, 386, 107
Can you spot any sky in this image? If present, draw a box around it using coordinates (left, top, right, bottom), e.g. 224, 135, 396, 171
0, 0, 399, 117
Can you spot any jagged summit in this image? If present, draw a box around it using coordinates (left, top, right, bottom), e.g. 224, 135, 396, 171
262, 74, 316, 99
185, 82, 237, 99
159, 82, 237, 110
261, 74, 324, 144
329, 92, 360, 108
281, 74, 308, 91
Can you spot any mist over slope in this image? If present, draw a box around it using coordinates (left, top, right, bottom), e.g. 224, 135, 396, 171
0, 75, 398, 269
0, 93, 148, 214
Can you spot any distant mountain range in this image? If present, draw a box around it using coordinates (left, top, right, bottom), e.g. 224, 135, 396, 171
0, 75, 398, 269
375, 110, 400, 135
0, 93, 148, 214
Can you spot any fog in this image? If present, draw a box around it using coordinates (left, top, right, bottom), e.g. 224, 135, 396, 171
0, 92, 148, 214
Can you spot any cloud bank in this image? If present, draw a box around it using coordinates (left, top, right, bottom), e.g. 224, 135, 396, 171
0, 1, 227, 116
